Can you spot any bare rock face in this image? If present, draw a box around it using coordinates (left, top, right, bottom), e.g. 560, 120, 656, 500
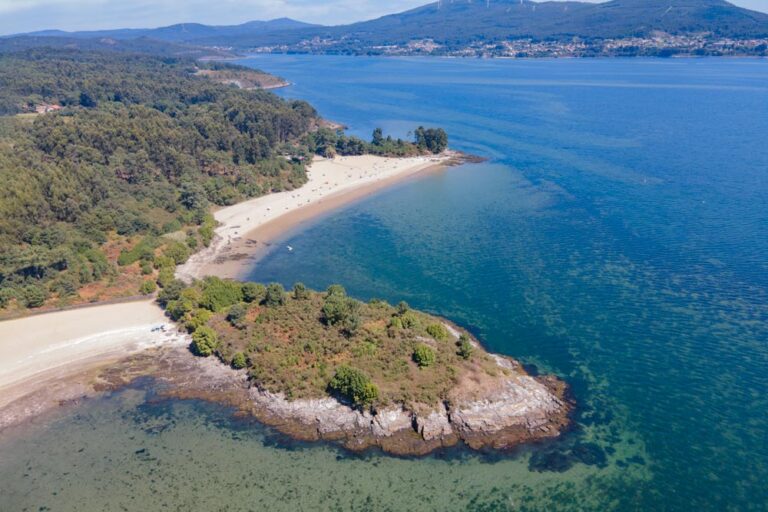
234, 353, 570, 454
85, 338, 572, 456
416, 404, 454, 441
449, 375, 564, 435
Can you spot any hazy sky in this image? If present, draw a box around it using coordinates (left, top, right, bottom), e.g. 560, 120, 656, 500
1, 0, 767, 36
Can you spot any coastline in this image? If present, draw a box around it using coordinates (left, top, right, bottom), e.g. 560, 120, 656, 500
0, 148, 572, 457
0, 299, 188, 424
177, 151, 463, 281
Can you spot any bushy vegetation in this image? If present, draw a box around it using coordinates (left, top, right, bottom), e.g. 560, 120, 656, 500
328, 365, 379, 409
307, 126, 447, 158
426, 323, 449, 341
191, 325, 218, 357
158, 281, 503, 409
413, 344, 436, 368
457, 333, 474, 360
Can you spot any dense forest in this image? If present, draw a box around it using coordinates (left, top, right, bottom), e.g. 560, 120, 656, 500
0, 50, 448, 313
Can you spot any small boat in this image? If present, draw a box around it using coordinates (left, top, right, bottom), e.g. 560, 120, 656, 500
286, 245, 294, 252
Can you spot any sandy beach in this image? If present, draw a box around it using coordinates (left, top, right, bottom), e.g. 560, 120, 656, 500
0, 300, 187, 412
176, 152, 455, 281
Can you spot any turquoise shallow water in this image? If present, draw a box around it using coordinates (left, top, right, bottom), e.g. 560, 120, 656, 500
2, 56, 767, 511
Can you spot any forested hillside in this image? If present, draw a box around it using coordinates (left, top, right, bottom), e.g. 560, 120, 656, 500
0, 50, 318, 312
0, 50, 448, 313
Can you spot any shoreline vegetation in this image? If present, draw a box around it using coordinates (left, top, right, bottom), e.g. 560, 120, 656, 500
0, 48, 571, 455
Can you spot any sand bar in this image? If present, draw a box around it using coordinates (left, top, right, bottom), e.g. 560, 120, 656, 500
0, 300, 188, 410
176, 152, 454, 280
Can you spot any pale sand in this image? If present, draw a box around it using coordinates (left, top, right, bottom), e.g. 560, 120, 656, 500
176, 153, 453, 281
0, 300, 188, 410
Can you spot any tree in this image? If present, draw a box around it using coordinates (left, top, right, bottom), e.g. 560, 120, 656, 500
242, 282, 266, 303
200, 276, 244, 312
328, 365, 379, 408
263, 282, 285, 307
413, 344, 436, 368
414, 126, 448, 154
322, 287, 360, 335
157, 279, 186, 306
457, 334, 474, 360
183, 308, 212, 333
191, 326, 218, 357
79, 91, 97, 108
292, 282, 309, 300
227, 303, 247, 328
372, 127, 384, 146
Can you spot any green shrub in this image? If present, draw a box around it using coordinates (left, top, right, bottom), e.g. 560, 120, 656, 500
326, 284, 346, 297
84, 249, 110, 279
184, 308, 211, 333
157, 279, 186, 306
328, 365, 379, 408
200, 276, 243, 312
227, 303, 247, 329
457, 334, 474, 360
186, 235, 198, 250
198, 215, 216, 247
231, 352, 247, 369
163, 240, 190, 265
263, 283, 285, 307
400, 311, 418, 329
191, 326, 218, 357
117, 237, 157, 266
0, 288, 12, 308
140, 260, 153, 275
22, 284, 47, 308
139, 279, 157, 295
153, 255, 175, 270
413, 344, 436, 368
292, 282, 309, 300
322, 290, 360, 335
426, 323, 449, 341
162, 219, 182, 234
156, 267, 176, 288
242, 282, 266, 303
51, 275, 79, 297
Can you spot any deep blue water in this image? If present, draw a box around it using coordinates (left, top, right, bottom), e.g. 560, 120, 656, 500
242, 56, 768, 510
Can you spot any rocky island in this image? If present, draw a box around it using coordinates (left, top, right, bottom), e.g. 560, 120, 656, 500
143, 277, 571, 455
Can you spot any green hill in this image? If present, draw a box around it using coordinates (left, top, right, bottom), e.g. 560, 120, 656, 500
185, 0, 768, 49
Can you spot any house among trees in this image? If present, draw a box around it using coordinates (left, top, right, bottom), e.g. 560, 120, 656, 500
34, 103, 62, 114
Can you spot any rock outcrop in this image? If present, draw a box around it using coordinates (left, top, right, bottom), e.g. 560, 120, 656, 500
112, 340, 571, 456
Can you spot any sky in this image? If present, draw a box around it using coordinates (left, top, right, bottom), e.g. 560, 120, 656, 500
1, 0, 767, 36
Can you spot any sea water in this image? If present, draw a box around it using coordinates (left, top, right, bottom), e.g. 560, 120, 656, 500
1, 56, 766, 511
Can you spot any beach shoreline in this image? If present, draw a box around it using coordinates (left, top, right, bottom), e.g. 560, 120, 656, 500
177, 151, 463, 281
0, 299, 189, 428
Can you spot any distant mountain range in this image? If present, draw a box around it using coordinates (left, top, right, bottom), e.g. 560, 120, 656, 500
24, 18, 317, 43
4, 0, 768, 58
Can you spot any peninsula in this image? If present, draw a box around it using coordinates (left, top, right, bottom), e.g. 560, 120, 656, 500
0, 47, 571, 455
